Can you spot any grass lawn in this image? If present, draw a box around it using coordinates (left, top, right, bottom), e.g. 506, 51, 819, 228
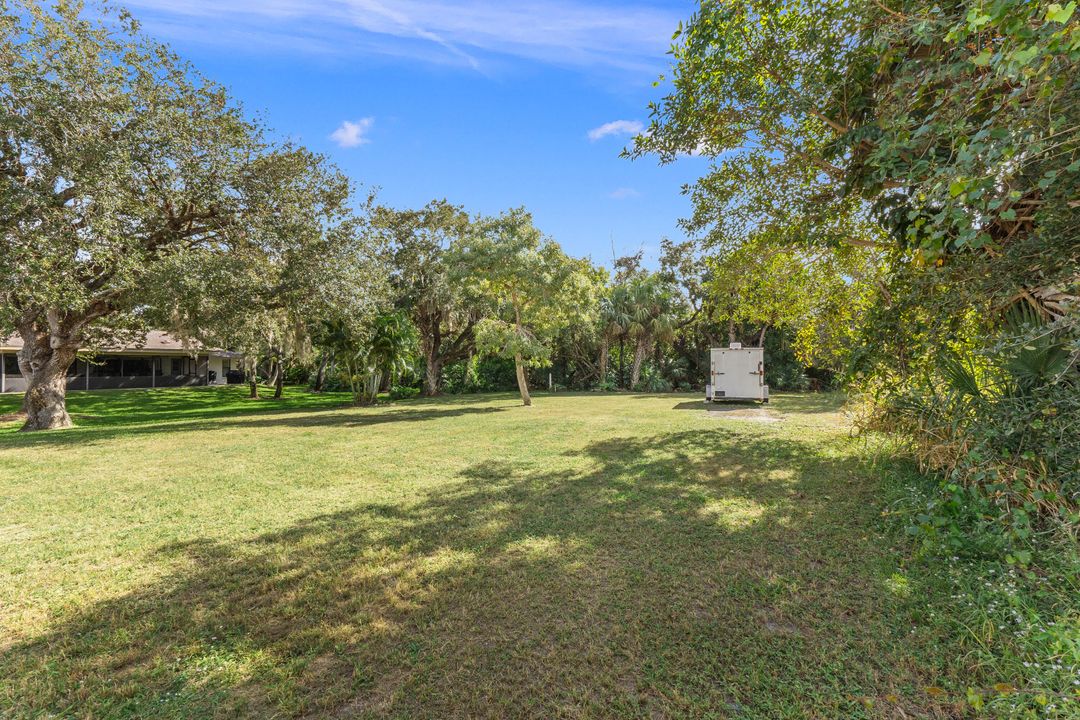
0, 387, 949, 718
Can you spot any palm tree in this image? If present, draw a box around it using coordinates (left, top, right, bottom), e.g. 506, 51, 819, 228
598, 284, 634, 388
316, 317, 364, 404
628, 275, 678, 390
358, 312, 417, 405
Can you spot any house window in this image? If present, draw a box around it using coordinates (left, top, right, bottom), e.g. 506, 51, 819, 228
98, 357, 123, 376
125, 357, 152, 376
2, 354, 21, 376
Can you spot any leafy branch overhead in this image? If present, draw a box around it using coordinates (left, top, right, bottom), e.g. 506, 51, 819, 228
633, 0, 1080, 260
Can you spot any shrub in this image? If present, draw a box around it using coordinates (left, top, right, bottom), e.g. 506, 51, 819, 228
389, 385, 420, 401
283, 363, 313, 385
635, 367, 673, 393
862, 311, 1079, 561
443, 356, 519, 394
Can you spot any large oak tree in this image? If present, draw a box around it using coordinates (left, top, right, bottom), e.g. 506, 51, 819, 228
376, 200, 481, 396
0, 1, 381, 429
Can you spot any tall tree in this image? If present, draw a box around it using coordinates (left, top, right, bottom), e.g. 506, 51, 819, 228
632, 0, 1078, 326
598, 283, 634, 388
376, 200, 482, 396
454, 208, 591, 406
160, 157, 389, 401
0, 1, 384, 428
625, 274, 678, 389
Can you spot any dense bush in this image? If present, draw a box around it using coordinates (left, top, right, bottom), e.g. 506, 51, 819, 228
442, 356, 519, 394
763, 332, 810, 391
634, 366, 673, 393
389, 385, 420, 401
283, 363, 313, 386
866, 314, 1078, 561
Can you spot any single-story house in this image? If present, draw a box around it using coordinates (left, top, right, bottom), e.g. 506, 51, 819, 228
0, 330, 243, 393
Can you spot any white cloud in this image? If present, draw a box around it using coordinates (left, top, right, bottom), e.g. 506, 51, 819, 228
329, 118, 374, 148
608, 187, 641, 200
122, 1, 680, 74
588, 119, 644, 142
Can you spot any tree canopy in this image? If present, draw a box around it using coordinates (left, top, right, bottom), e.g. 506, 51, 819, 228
453, 208, 594, 405
0, 0, 386, 427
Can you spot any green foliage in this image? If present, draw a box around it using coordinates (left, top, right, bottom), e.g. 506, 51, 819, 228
871, 316, 1078, 562
357, 311, 418, 405
453, 208, 595, 404
282, 363, 312, 386
764, 331, 811, 392
0, 0, 386, 424
376, 199, 480, 396
634, 366, 672, 393
443, 355, 518, 394
885, 471, 1080, 718
389, 385, 420, 401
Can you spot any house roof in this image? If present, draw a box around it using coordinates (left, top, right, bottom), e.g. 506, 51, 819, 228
0, 330, 238, 356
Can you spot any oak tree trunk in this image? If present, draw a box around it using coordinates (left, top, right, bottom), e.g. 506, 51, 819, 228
514, 353, 532, 406
19, 333, 77, 431
273, 362, 284, 399
313, 353, 329, 392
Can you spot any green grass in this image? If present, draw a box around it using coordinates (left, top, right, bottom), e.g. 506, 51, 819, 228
0, 387, 960, 718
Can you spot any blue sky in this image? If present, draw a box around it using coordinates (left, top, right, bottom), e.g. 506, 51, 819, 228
122, 0, 705, 267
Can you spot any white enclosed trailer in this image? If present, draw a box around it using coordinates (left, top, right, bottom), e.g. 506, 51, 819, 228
705, 343, 769, 403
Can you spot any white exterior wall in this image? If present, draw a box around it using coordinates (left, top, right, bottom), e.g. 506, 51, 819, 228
208, 355, 227, 385
709, 346, 769, 401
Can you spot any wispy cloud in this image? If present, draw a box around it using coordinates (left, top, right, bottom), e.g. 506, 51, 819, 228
123, 1, 680, 75
608, 187, 641, 200
330, 118, 374, 147
588, 119, 644, 142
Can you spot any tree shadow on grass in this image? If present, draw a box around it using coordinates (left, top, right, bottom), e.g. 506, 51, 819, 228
0, 404, 510, 449
0, 429, 935, 719
671, 400, 765, 411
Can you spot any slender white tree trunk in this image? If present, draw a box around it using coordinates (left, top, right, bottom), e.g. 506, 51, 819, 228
511, 298, 532, 406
